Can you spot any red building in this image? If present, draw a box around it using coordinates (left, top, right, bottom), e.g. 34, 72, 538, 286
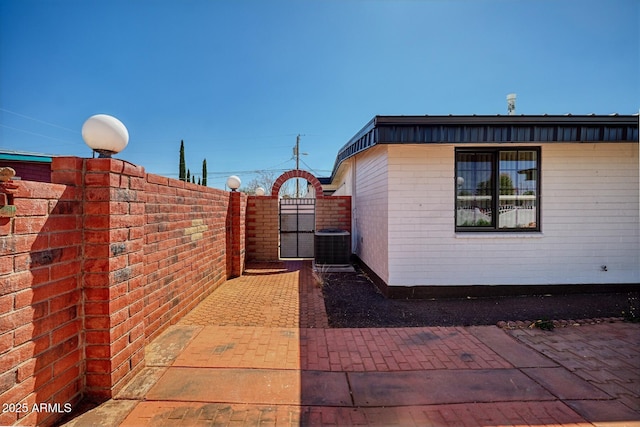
0, 150, 53, 182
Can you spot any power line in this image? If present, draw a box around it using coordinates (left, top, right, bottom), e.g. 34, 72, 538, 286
157, 167, 294, 178
0, 124, 83, 147
0, 108, 79, 134
264, 157, 295, 170
299, 157, 330, 177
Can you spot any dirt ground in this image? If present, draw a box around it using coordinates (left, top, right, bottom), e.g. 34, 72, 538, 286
321, 267, 637, 328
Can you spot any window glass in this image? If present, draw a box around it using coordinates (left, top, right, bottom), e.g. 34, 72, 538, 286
456, 152, 494, 227
498, 150, 537, 229
456, 148, 540, 231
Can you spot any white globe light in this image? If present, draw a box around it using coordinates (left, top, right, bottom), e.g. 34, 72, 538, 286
226, 175, 241, 191
255, 187, 265, 196
82, 114, 129, 158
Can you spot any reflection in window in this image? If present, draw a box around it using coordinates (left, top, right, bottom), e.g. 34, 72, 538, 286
456, 152, 494, 227
499, 151, 537, 229
456, 149, 540, 231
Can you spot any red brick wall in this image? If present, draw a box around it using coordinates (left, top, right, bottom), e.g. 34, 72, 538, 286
81, 158, 147, 399
0, 156, 248, 425
143, 174, 237, 343
0, 160, 83, 427
226, 191, 247, 278
245, 196, 279, 262
316, 196, 351, 233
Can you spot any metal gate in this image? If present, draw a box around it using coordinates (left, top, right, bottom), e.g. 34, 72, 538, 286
279, 198, 315, 258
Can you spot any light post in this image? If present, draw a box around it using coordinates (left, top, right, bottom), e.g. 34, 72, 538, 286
226, 175, 241, 192
82, 114, 129, 158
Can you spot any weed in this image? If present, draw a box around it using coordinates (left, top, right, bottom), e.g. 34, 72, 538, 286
312, 264, 330, 288
530, 319, 555, 331
622, 292, 640, 323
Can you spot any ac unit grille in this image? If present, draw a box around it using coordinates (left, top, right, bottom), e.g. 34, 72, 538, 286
315, 231, 351, 265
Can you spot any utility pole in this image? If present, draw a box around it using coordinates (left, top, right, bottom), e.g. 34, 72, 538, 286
292, 134, 307, 198
295, 134, 300, 198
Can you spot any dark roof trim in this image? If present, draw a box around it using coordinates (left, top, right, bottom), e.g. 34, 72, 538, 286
372, 114, 638, 126
328, 115, 639, 181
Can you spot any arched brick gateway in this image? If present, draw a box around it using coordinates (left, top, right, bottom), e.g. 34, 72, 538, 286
271, 169, 324, 198
246, 169, 351, 262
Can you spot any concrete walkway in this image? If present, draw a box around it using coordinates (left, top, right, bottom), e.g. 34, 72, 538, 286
63, 261, 640, 426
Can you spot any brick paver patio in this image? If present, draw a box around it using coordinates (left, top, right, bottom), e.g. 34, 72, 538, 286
180, 261, 328, 329
62, 261, 640, 426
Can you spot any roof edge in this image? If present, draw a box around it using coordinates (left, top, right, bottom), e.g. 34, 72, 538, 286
326, 114, 640, 182
373, 114, 639, 126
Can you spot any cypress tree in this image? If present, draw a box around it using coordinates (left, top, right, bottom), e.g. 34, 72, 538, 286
202, 159, 208, 186
186, 169, 191, 182
179, 140, 186, 181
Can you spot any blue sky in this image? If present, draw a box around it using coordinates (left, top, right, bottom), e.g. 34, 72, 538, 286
1, 0, 637, 189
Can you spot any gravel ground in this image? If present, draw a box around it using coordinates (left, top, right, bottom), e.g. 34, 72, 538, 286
321, 267, 637, 328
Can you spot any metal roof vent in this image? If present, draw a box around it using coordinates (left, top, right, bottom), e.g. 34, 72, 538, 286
507, 93, 516, 115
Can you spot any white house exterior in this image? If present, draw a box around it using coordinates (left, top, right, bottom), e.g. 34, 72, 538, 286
325, 115, 639, 297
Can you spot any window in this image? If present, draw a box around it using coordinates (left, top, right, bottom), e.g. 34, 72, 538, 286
456, 148, 540, 231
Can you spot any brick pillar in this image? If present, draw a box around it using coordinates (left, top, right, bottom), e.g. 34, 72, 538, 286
245, 196, 279, 262
228, 190, 244, 278
83, 158, 146, 398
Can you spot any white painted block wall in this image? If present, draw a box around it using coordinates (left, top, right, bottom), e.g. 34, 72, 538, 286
349, 145, 390, 284
379, 142, 639, 287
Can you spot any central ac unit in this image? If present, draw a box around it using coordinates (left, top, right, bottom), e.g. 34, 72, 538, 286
315, 229, 351, 265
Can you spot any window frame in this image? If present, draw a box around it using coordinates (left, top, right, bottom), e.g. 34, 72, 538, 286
455, 147, 541, 233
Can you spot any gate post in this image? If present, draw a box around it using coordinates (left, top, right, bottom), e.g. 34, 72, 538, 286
245, 196, 279, 262
83, 158, 146, 398
228, 190, 245, 277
